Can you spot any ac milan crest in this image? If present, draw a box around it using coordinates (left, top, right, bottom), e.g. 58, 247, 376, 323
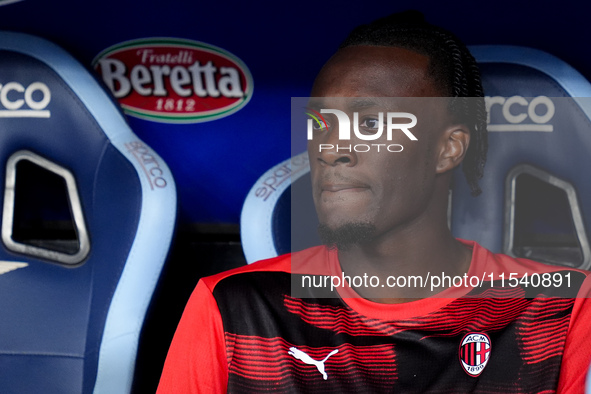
459, 332, 491, 377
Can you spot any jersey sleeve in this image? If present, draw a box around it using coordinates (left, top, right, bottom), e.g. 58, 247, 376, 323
156, 279, 228, 394
556, 274, 591, 394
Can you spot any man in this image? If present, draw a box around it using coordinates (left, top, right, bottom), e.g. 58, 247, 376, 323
157, 12, 591, 393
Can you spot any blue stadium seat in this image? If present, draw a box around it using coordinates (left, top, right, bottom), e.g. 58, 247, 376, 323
0, 32, 177, 393
240, 45, 591, 272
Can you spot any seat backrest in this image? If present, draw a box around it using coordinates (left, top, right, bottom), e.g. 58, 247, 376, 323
452, 46, 591, 269
0, 32, 177, 393
240, 151, 312, 263
241, 45, 591, 270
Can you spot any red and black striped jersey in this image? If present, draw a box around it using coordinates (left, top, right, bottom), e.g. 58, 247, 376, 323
157, 240, 591, 393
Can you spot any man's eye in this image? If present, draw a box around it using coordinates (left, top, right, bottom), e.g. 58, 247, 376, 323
311, 118, 329, 130
360, 117, 381, 130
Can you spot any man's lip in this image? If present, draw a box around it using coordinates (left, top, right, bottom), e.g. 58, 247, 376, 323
321, 183, 370, 192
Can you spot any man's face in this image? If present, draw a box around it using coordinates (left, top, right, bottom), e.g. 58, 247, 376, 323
308, 45, 453, 245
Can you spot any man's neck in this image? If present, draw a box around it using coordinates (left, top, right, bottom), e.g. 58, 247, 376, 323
337, 215, 472, 303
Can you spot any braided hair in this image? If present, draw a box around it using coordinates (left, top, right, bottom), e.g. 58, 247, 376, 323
340, 10, 488, 196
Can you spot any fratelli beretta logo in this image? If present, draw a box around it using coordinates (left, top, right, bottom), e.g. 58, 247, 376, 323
92, 38, 253, 123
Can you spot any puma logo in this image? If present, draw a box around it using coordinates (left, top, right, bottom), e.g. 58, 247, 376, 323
288, 347, 339, 380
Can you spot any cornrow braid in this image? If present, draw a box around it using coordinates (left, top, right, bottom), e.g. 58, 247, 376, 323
340, 10, 488, 196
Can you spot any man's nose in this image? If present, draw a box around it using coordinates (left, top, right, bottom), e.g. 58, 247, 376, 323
316, 124, 358, 167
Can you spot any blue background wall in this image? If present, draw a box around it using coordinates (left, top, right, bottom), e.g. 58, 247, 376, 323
0, 0, 589, 225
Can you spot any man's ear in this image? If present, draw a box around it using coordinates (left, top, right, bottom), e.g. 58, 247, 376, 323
435, 125, 470, 174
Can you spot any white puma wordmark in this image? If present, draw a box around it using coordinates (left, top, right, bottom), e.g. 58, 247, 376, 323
288, 347, 339, 380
